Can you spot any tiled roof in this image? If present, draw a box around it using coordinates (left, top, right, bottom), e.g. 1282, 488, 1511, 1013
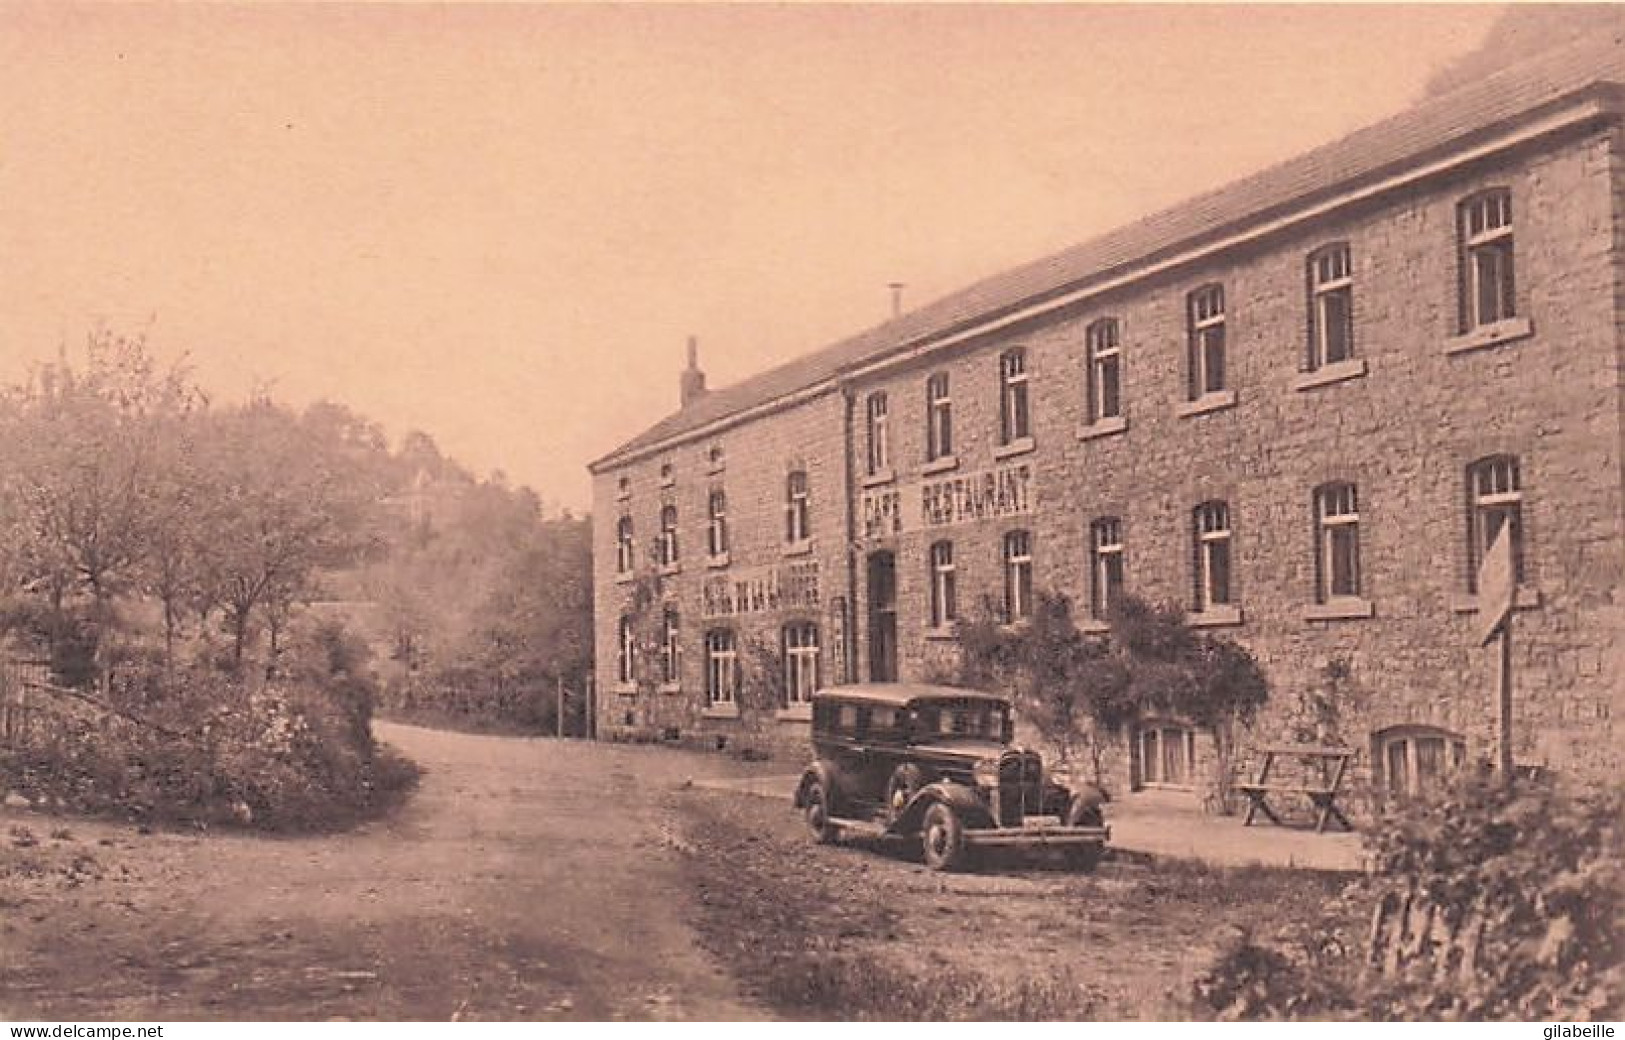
591, 36, 1625, 473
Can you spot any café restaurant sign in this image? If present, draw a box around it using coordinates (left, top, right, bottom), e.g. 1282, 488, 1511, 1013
702, 560, 821, 619
861, 462, 1034, 540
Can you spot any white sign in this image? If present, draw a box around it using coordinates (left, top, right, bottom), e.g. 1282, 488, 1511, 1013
1476, 526, 1515, 646
859, 462, 1034, 541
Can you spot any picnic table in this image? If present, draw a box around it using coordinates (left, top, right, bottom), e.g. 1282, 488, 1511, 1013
1237, 743, 1356, 833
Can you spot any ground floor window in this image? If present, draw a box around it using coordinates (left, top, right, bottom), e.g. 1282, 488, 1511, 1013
705, 629, 738, 705
782, 622, 819, 706
1375, 726, 1466, 798
1137, 723, 1197, 788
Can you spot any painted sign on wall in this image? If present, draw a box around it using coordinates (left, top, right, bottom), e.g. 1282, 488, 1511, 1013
701, 560, 821, 619
859, 461, 1034, 541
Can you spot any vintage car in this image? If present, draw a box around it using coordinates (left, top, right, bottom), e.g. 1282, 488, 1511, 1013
792, 683, 1109, 871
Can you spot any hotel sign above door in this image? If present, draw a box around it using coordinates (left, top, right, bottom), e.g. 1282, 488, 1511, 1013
860, 461, 1034, 541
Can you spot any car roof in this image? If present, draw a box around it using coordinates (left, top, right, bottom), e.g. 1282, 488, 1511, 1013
811, 683, 1011, 708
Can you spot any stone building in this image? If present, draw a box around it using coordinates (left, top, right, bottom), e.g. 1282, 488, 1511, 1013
589, 39, 1625, 805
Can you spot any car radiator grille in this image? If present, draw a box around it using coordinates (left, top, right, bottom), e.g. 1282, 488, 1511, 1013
995, 749, 1043, 827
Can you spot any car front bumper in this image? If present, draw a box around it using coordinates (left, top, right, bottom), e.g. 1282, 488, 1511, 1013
961, 823, 1110, 848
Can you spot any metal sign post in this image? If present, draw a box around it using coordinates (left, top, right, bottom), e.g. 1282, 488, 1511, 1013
1476, 528, 1517, 785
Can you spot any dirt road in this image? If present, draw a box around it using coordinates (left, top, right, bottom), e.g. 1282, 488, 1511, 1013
1, 722, 766, 1021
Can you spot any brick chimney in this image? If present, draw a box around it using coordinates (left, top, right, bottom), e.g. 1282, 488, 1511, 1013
680, 335, 707, 407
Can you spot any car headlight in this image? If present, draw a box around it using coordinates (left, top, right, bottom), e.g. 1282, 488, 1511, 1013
972, 758, 1000, 787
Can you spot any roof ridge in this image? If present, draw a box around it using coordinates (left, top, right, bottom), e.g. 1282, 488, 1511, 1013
591, 34, 1625, 473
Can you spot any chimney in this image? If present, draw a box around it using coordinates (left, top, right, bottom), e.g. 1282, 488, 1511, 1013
680, 335, 707, 407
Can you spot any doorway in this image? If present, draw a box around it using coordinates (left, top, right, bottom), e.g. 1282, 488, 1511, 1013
867, 551, 898, 682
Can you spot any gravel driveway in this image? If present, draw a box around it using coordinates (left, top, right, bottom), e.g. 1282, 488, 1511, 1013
1, 722, 768, 1021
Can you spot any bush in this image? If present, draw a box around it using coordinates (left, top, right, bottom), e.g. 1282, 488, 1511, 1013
1358, 773, 1625, 1020
0, 627, 416, 831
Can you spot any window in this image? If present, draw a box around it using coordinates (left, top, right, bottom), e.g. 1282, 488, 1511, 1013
928, 540, 957, 628
1086, 319, 1122, 423
865, 392, 890, 476
658, 504, 679, 567
1090, 517, 1125, 620
1307, 243, 1354, 369
1314, 483, 1361, 602
926, 372, 953, 461
1376, 726, 1466, 798
704, 630, 738, 705
1467, 455, 1524, 591
660, 607, 681, 686
1459, 190, 1515, 331
616, 475, 630, 499
1187, 284, 1226, 398
658, 461, 674, 486
615, 515, 634, 575
1139, 723, 1197, 788
616, 615, 636, 685
1003, 530, 1033, 623
707, 444, 725, 471
998, 348, 1030, 444
1192, 501, 1233, 611
785, 470, 810, 544
707, 489, 729, 557
782, 622, 820, 706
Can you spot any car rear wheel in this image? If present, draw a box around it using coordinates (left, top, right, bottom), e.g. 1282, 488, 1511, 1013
920, 802, 966, 871
804, 780, 838, 845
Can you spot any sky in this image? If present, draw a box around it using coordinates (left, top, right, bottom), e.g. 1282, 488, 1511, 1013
0, 3, 1506, 512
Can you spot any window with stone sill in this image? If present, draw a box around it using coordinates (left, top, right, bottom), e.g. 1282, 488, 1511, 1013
1458, 189, 1516, 334
660, 607, 681, 686
998, 348, 1031, 446
707, 489, 728, 558
1306, 242, 1355, 372
1191, 500, 1234, 614
1002, 529, 1033, 623
785, 469, 811, 545
704, 629, 739, 707
657, 504, 680, 568
1086, 318, 1123, 426
616, 614, 636, 687
865, 391, 890, 478
615, 515, 635, 575
782, 622, 820, 708
1089, 516, 1124, 621
1187, 284, 1227, 400
929, 539, 957, 629
926, 371, 953, 462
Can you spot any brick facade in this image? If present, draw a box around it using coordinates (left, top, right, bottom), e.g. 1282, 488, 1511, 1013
591, 58, 1625, 807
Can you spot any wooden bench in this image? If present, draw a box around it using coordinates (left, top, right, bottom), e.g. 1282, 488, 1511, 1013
1238, 744, 1355, 833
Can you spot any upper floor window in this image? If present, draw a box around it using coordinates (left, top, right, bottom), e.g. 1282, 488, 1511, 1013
865, 392, 890, 476
785, 470, 811, 544
707, 489, 729, 557
928, 540, 957, 629
658, 461, 675, 487
1314, 482, 1361, 602
657, 504, 680, 567
617, 614, 636, 685
1187, 284, 1227, 399
783, 622, 820, 706
1085, 319, 1122, 423
1089, 516, 1124, 620
660, 607, 681, 685
1192, 500, 1233, 611
1459, 190, 1515, 331
615, 515, 635, 574
1003, 529, 1033, 623
616, 475, 631, 500
705, 629, 739, 705
707, 443, 725, 472
1307, 243, 1354, 369
999, 348, 1030, 444
926, 372, 953, 461
1467, 454, 1523, 591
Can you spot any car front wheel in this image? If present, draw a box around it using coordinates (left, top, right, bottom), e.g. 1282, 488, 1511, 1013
804, 780, 838, 845
920, 802, 966, 872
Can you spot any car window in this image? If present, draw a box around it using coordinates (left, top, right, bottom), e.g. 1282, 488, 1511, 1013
838, 704, 859, 732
